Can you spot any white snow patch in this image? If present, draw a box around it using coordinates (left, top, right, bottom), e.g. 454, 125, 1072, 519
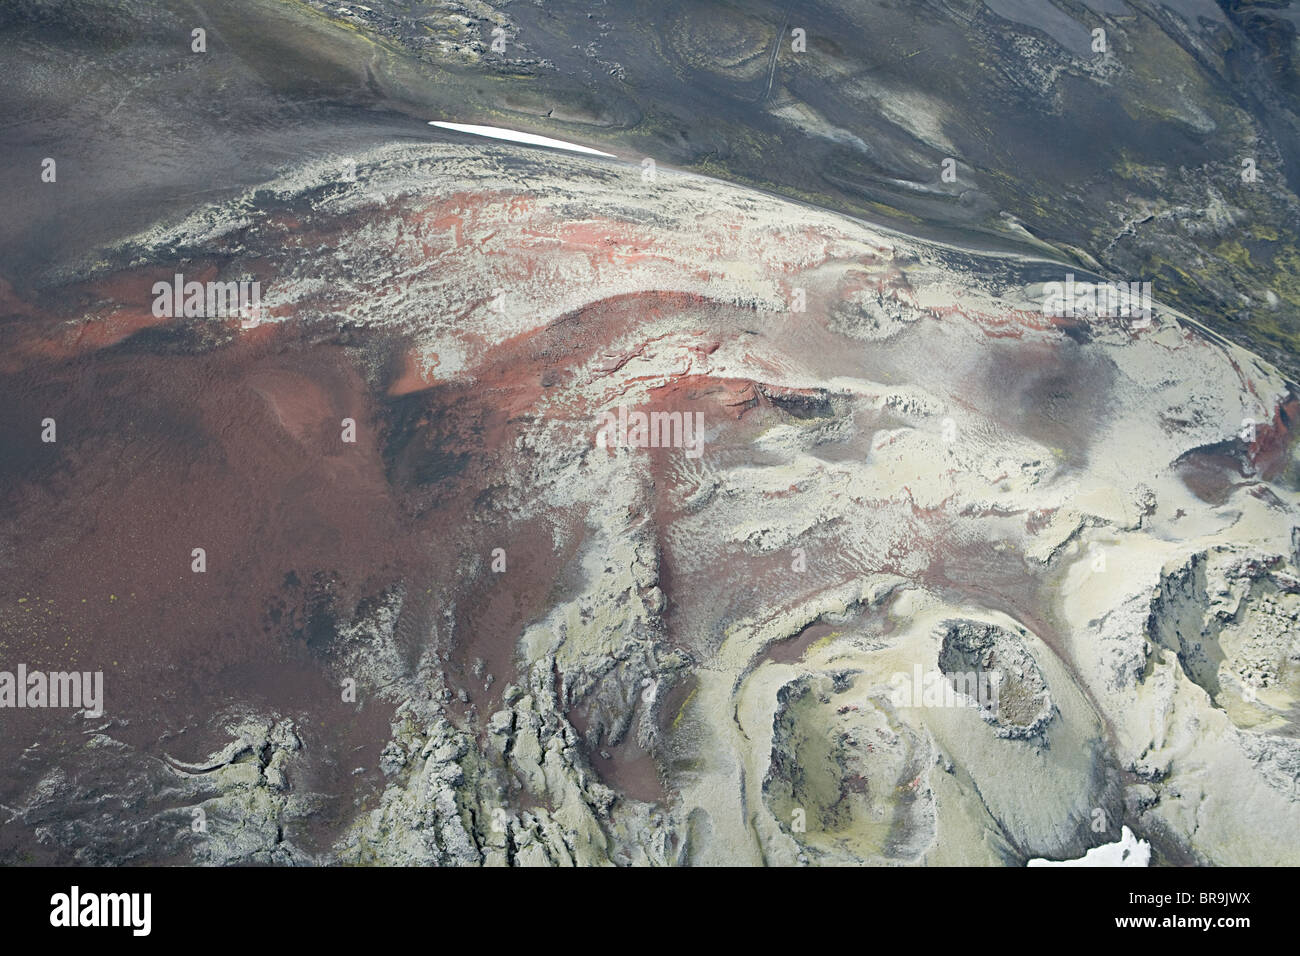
1028, 826, 1151, 867
428, 122, 615, 157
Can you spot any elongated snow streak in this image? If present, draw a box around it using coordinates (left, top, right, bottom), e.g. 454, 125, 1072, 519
428, 122, 615, 157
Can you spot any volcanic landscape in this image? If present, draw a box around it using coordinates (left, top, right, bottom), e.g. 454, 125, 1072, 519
3, 0, 1300, 867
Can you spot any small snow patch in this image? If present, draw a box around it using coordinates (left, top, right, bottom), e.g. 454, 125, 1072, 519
1028, 826, 1151, 867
